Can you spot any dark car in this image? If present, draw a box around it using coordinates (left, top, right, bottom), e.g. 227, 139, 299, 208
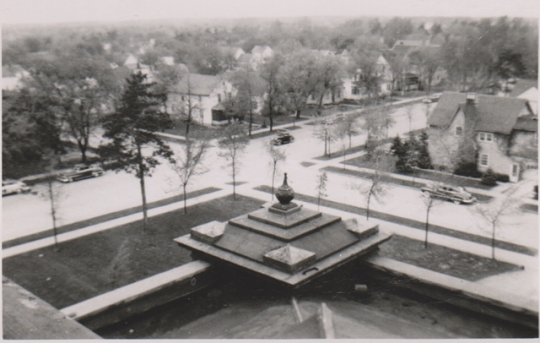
420, 184, 476, 204
57, 164, 104, 183
271, 131, 295, 145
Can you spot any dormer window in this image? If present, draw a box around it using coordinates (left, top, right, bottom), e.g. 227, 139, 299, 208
478, 132, 493, 142
455, 126, 463, 136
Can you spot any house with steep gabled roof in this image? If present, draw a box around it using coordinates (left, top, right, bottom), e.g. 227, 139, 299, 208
168, 73, 235, 125
427, 92, 537, 182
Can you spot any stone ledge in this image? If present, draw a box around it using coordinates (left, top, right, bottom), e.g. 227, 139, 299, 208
3, 277, 101, 340
60, 261, 213, 330
363, 256, 538, 330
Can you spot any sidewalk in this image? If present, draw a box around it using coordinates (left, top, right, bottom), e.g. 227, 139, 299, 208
2, 188, 231, 258
3, 173, 536, 318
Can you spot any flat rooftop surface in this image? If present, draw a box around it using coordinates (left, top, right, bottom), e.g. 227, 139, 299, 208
96, 268, 536, 339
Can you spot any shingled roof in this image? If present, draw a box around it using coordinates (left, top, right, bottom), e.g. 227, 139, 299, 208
513, 115, 538, 132
509, 79, 538, 98
428, 92, 532, 135
173, 73, 223, 96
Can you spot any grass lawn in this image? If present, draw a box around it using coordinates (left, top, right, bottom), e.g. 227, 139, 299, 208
380, 235, 521, 281
253, 185, 535, 257
3, 194, 264, 309
164, 121, 222, 139
313, 129, 424, 161
2, 187, 221, 249
323, 166, 493, 203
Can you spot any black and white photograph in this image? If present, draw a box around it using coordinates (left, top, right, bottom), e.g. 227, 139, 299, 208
2, 0, 539, 339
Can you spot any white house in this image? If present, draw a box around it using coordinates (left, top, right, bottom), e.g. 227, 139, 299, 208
124, 54, 139, 70
168, 73, 235, 126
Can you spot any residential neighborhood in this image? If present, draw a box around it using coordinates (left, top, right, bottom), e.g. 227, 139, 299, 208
2, 1, 539, 340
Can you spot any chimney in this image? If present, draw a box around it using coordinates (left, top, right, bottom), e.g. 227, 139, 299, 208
466, 93, 476, 104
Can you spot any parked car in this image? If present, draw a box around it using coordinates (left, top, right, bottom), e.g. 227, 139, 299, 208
57, 164, 104, 183
272, 131, 295, 145
2, 179, 31, 196
429, 93, 441, 102
420, 184, 477, 204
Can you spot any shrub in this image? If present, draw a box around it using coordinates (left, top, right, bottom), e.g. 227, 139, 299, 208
481, 168, 497, 186
454, 162, 482, 178
495, 173, 510, 183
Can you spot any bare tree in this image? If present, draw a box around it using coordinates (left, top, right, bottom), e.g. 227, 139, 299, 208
379, 103, 396, 138
340, 112, 359, 149
405, 105, 414, 135
179, 74, 202, 136
170, 136, 210, 214
39, 154, 66, 251
335, 119, 351, 168
313, 119, 338, 157
315, 171, 328, 210
355, 152, 392, 220
218, 122, 249, 200
420, 184, 443, 248
473, 187, 518, 260
266, 140, 287, 200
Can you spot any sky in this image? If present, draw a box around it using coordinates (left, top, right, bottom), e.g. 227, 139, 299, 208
1, 0, 538, 25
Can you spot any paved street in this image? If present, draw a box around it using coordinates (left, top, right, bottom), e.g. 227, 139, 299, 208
3, 100, 538, 308
3, 101, 537, 252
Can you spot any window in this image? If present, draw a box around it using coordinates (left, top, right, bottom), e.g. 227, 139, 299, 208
479, 132, 493, 142
352, 87, 360, 95
455, 126, 463, 136
480, 154, 489, 166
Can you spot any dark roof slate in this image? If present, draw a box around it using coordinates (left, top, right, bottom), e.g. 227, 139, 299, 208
428, 92, 531, 135
509, 79, 538, 97
513, 115, 538, 132
173, 73, 223, 96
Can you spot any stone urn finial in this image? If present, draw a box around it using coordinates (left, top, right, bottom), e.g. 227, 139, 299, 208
276, 173, 294, 205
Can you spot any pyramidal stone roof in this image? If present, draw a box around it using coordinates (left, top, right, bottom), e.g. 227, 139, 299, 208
175, 175, 392, 288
